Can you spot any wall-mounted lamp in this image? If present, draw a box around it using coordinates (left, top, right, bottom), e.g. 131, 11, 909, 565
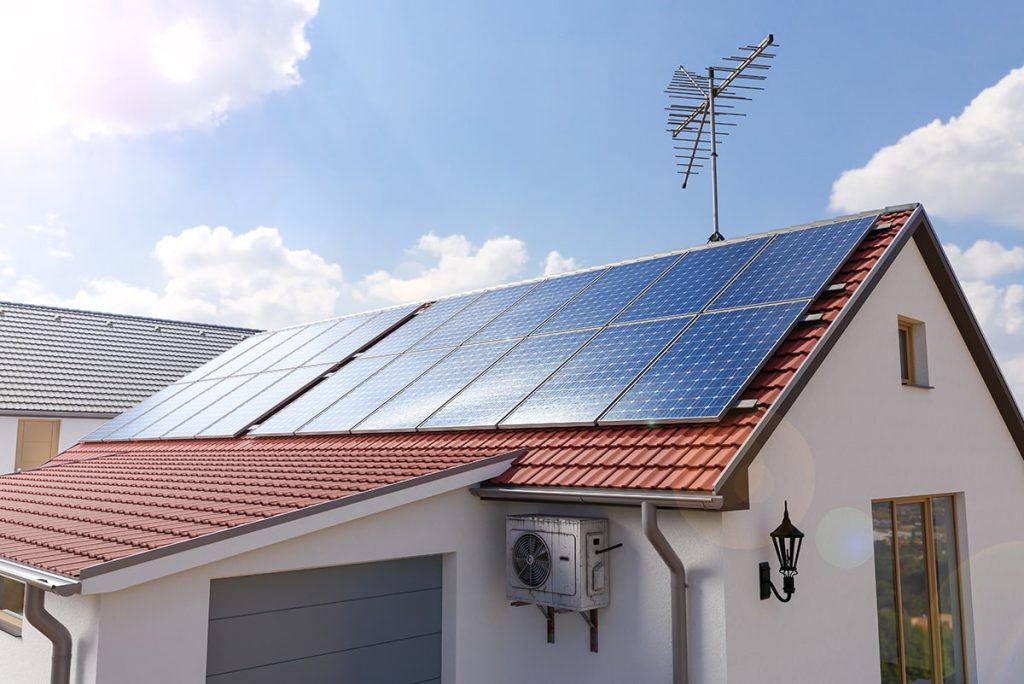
759, 501, 805, 603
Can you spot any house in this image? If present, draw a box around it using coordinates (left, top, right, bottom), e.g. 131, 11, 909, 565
0, 302, 259, 476
0, 204, 1021, 684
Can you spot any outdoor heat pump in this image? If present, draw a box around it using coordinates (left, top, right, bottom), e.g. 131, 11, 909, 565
506, 514, 610, 611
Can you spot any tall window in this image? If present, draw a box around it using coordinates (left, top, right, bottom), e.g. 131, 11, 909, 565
872, 495, 966, 684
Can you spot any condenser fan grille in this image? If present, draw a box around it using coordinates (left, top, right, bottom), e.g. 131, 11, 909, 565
512, 532, 551, 588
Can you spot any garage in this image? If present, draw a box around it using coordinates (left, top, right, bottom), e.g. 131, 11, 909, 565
205, 555, 443, 683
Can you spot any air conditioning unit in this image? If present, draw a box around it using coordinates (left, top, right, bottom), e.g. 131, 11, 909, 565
506, 515, 610, 611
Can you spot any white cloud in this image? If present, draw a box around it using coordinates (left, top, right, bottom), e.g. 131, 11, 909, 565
945, 240, 1024, 280
0, 0, 319, 141
830, 65, 1024, 226
542, 250, 579, 276
24, 225, 342, 329
353, 233, 530, 305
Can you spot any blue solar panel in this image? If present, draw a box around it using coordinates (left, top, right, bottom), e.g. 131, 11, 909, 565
424, 330, 595, 429
617, 237, 770, 323
362, 294, 480, 357
468, 270, 603, 342
538, 256, 679, 333
410, 284, 536, 351
82, 382, 192, 441
501, 317, 692, 427
710, 216, 876, 310
265, 312, 377, 371
356, 340, 516, 431
235, 320, 339, 374
199, 364, 333, 437
602, 301, 807, 423
251, 355, 394, 435
297, 348, 451, 433
303, 304, 420, 365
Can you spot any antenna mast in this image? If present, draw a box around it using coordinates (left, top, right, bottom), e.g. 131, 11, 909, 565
666, 34, 778, 242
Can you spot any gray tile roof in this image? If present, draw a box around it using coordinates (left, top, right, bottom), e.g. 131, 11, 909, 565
0, 301, 260, 415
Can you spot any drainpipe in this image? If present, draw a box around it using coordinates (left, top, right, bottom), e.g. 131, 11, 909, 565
24, 586, 72, 684
642, 501, 687, 684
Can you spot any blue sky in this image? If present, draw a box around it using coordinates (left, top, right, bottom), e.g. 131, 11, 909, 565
3, 1, 1024, 387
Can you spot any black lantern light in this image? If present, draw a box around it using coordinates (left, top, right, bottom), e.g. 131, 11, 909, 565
759, 501, 805, 602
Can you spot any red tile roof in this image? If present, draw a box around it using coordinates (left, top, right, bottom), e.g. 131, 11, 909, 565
0, 210, 911, 579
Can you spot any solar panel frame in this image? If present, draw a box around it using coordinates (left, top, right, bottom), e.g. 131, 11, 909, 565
81, 382, 192, 441
302, 304, 422, 365
421, 329, 596, 430
263, 311, 378, 371
104, 377, 227, 440
709, 216, 877, 311
131, 373, 261, 440
409, 283, 537, 351
537, 255, 680, 334
233, 319, 340, 375
499, 316, 694, 429
204, 327, 306, 380
175, 333, 270, 384
353, 340, 517, 432
360, 294, 481, 357
599, 300, 810, 425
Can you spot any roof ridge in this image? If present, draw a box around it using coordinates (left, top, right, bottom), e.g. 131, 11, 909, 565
0, 300, 262, 334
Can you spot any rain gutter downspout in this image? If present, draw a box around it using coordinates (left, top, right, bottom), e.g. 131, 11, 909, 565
24, 586, 72, 684
642, 501, 687, 684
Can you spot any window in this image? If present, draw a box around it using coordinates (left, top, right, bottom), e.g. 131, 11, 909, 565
0, 577, 24, 636
15, 418, 61, 471
872, 495, 966, 684
897, 317, 928, 387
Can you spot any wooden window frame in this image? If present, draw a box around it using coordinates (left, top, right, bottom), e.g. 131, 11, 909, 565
0, 578, 24, 637
873, 493, 969, 684
897, 317, 930, 388
898, 320, 915, 385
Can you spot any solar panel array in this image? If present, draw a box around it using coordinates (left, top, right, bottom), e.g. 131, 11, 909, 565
87, 214, 878, 441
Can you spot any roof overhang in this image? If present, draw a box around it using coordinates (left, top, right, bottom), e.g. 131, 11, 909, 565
73, 449, 524, 595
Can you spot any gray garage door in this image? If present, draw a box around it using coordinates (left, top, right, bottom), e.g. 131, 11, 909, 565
206, 555, 442, 684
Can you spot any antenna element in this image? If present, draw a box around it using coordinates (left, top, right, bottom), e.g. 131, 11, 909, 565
666, 34, 778, 242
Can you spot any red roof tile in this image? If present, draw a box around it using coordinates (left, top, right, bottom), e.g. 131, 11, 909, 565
0, 210, 911, 579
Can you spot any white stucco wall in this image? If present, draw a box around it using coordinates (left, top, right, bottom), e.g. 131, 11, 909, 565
719, 238, 1024, 683
0, 592, 100, 684
0, 415, 108, 474
81, 489, 726, 683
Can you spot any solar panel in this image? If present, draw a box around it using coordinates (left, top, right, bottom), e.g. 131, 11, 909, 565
132, 374, 260, 439
205, 328, 304, 380
176, 334, 269, 384
538, 255, 679, 334
468, 270, 603, 342
82, 382, 192, 441
104, 377, 225, 440
601, 301, 807, 423
251, 355, 394, 435
296, 348, 452, 433
501, 317, 692, 427
234, 319, 339, 374
710, 216, 876, 310
161, 370, 299, 436
303, 304, 421, 366
198, 364, 333, 437
355, 340, 517, 431
423, 330, 595, 429
410, 283, 536, 351
362, 294, 480, 357
264, 312, 377, 371
616, 237, 769, 323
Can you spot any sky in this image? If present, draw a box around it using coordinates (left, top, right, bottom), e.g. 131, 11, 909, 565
4, 1, 1024, 391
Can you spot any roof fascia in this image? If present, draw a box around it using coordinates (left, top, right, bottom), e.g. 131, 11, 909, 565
711, 204, 926, 501
75, 449, 524, 595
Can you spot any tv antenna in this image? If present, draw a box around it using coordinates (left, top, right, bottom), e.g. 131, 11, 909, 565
666, 34, 778, 242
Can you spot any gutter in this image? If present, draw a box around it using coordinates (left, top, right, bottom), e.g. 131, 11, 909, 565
473, 485, 724, 509
24, 587, 72, 684
0, 558, 79, 596
642, 501, 688, 684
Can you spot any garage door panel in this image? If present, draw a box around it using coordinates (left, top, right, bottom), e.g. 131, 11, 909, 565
209, 554, 441, 620
207, 632, 441, 684
206, 556, 443, 684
